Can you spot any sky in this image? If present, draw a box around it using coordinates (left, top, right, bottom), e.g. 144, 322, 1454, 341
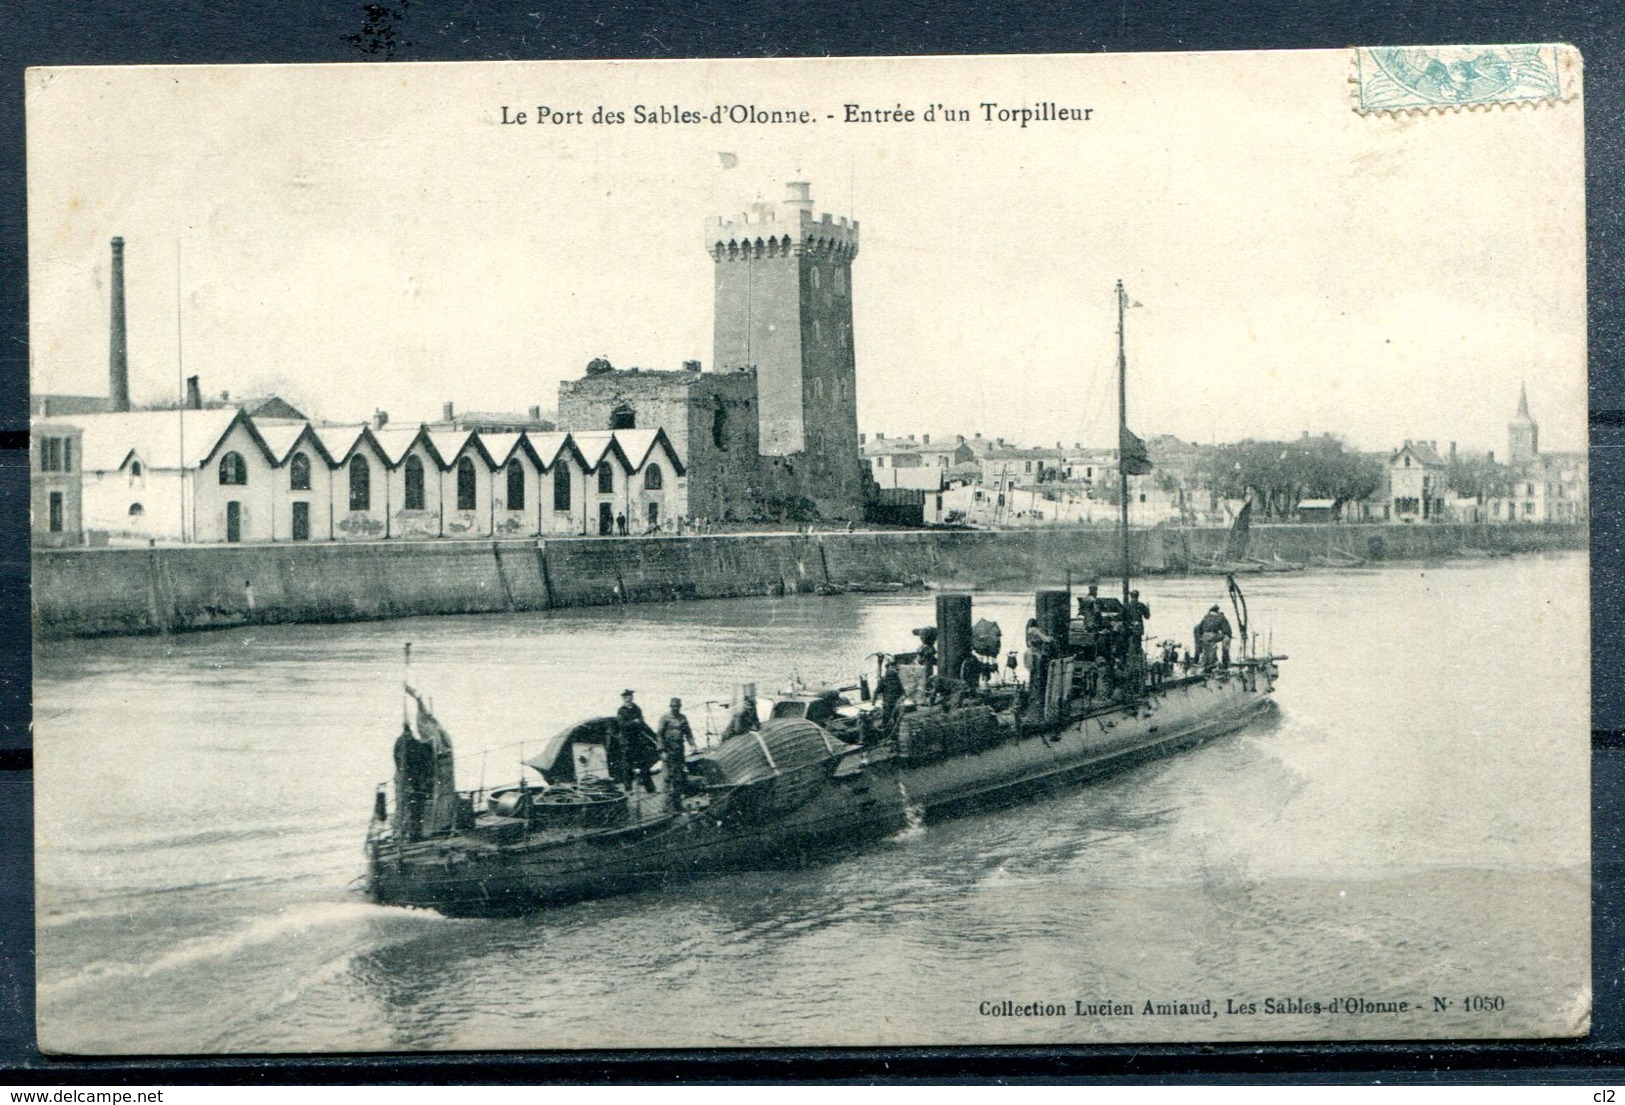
26, 51, 1587, 455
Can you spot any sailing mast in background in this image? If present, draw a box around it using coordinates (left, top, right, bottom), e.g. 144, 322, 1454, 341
1115, 281, 1153, 605
176, 239, 186, 543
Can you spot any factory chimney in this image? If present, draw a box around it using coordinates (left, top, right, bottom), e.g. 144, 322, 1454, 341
185, 375, 202, 410
110, 237, 131, 411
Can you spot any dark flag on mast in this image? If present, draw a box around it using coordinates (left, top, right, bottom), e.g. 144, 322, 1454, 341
1224, 500, 1253, 563
1119, 426, 1154, 476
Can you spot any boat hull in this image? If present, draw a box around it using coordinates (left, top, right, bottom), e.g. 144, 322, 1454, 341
365, 669, 1277, 916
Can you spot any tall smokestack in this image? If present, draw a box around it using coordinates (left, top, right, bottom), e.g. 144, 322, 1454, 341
109, 237, 130, 411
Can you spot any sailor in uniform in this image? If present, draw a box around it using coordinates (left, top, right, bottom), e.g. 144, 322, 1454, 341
876, 659, 906, 735
721, 691, 761, 741
615, 690, 659, 794
1194, 605, 1234, 669
1076, 583, 1102, 662
392, 721, 435, 841
657, 698, 696, 811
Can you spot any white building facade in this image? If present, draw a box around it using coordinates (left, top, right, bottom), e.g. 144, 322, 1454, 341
60, 409, 687, 544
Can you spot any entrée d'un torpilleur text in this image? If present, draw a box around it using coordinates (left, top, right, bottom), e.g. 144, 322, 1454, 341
499, 102, 1093, 128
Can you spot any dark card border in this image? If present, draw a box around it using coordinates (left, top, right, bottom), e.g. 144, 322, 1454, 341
2, 0, 1620, 1083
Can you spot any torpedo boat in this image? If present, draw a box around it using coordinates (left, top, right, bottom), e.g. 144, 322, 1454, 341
362, 282, 1287, 916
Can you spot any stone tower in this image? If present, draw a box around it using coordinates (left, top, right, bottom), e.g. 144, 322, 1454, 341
706, 182, 865, 516
1508, 382, 1539, 466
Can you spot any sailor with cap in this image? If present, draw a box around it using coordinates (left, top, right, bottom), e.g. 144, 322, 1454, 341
657, 697, 696, 810
615, 689, 659, 794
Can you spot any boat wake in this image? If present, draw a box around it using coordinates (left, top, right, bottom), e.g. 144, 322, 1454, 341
889, 782, 927, 842
37, 899, 443, 1002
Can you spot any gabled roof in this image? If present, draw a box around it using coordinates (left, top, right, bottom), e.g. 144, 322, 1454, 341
1392, 441, 1447, 467
255, 421, 316, 464
608, 428, 686, 476
70, 409, 245, 473
310, 423, 375, 464
274, 422, 339, 467
239, 396, 308, 421
568, 430, 631, 471
522, 432, 582, 471
426, 430, 475, 468
437, 431, 500, 470
477, 433, 526, 467
371, 425, 432, 466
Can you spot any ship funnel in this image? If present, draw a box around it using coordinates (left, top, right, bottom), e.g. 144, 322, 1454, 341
1035, 589, 1071, 652
936, 593, 973, 686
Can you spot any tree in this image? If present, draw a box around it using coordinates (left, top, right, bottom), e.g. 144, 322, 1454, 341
1446, 453, 1513, 502
1196, 435, 1382, 519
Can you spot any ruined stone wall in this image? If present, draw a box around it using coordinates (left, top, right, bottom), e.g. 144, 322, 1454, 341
557, 368, 762, 521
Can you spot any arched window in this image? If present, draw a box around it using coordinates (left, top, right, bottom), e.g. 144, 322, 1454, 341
128, 503, 144, 517
218, 451, 248, 485
129, 460, 143, 478
404, 456, 425, 510
349, 455, 371, 511
553, 464, 572, 511
609, 404, 636, 430
289, 452, 311, 491
597, 464, 614, 494
507, 462, 525, 510
457, 456, 477, 511
644, 464, 663, 491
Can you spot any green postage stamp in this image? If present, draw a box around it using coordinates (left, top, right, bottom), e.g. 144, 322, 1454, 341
1352, 44, 1578, 113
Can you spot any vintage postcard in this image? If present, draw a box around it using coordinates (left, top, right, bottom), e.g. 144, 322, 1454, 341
27, 49, 1588, 1053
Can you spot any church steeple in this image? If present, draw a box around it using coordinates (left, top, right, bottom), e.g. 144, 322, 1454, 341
1508, 382, 1539, 465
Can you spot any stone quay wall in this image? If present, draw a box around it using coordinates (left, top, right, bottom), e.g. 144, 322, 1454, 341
31, 522, 1586, 640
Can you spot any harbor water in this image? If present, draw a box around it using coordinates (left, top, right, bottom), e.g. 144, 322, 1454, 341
33, 552, 1589, 1052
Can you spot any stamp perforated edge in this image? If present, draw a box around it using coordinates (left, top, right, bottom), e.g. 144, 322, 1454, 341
1350, 44, 1580, 116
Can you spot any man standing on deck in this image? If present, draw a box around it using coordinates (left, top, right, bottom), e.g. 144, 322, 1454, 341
1024, 618, 1055, 709
876, 659, 906, 735
721, 690, 761, 741
1127, 590, 1150, 631
657, 698, 696, 811
616, 690, 659, 793
1123, 590, 1152, 690
1195, 605, 1233, 669
1077, 583, 1102, 661
393, 721, 435, 841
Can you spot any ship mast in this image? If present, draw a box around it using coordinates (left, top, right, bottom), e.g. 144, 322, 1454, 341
1116, 280, 1131, 607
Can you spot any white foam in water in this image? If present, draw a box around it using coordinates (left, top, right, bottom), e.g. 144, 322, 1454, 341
39, 900, 439, 1001
889, 781, 926, 842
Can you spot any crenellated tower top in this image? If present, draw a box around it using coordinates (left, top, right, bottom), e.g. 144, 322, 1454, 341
705, 181, 859, 262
